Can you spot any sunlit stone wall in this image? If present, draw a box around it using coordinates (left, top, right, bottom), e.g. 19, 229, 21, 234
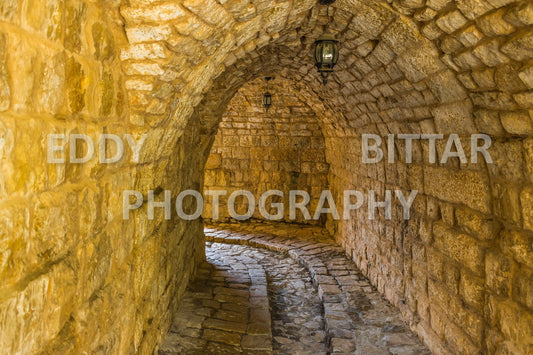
0, 1, 204, 353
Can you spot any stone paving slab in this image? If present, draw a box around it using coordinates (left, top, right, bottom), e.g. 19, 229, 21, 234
159, 244, 272, 354
160, 222, 430, 354
204, 222, 431, 355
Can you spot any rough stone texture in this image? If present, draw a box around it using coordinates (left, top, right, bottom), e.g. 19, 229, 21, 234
203, 77, 329, 224
160, 224, 430, 354
0, 1, 204, 354
0, 0, 532, 354
159, 241, 272, 354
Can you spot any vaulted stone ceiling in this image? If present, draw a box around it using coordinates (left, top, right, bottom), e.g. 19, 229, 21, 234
0, 0, 531, 354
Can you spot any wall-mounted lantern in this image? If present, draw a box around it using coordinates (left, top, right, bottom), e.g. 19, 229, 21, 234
263, 77, 273, 112
314, 0, 339, 84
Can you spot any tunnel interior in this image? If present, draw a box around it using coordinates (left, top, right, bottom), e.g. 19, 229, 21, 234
0, 0, 531, 354
203, 76, 330, 224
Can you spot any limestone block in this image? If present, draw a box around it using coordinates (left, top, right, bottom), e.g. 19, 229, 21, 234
223, 0, 252, 17
521, 186, 533, 232
486, 0, 515, 7
381, 18, 424, 55
424, 166, 491, 214
396, 45, 444, 82
459, 270, 484, 311
455, 206, 498, 241
92, 22, 115, 61
513, 92, 533, 109
456, 0, 494, 20
457, 72, 477, 89
489, 141, 525, 183
518, 65, 533, 89
183, 0, 231, 27
98, 65, 115, 116
264, 2, 291, 35
0, 0, 18, 22
146, 99, 168, 115
446, 292, 484, 342
7, 33, 37, 111
453, 50, 484, 70
477, 9, 515, 36
125, 78, 153, 91
0, 33, 9, 111
64, 2, 86, 53
36, 52, 66, 114
456, 25, 484, 47
525, 138, 533, 182
501, 29, 533, 61
128, 92, 150, 107
492, 182, 522, 225
436, 10, 468, 34
415, 7, 438, 22
123, 62, 165, 76
65, 57, 86, 113
495, 63, 527, 92
503, 1, 533, 26
494, 299, 533, 353
432, 101, 475, 134
472, 39, 510, 67
473, 91, 519, 111
348, 4, 393, 40
512, 268, 533, 310
121, 3, 186, 23
473, 109, 505, 135
174, 16, 215, 41
232, 16, 262, 46
399, 0, 425, 9
433, 222, 485, 275
125, 25, 174, 43
426, 0, 453, 11
121, 43, 167, 61
23, 0, 63, 40
500, 111, 532, 135
427, 70, 467, 103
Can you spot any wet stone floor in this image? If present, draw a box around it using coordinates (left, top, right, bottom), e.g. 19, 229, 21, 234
159, 223, 431, 355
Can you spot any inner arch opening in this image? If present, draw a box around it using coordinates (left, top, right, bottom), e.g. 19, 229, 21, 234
203, 76, 330, 225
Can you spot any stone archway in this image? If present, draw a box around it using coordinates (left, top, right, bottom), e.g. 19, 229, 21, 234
120, 1, 533, 352
0, 0, 531, 354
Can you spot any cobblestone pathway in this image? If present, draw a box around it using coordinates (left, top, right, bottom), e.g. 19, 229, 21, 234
159, 223, 431, 355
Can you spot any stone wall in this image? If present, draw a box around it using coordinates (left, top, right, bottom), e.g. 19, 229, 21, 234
0, 0, 531, 354
0, 1, 204, 354
203, 77, 329, 224
165, 0, 531, 353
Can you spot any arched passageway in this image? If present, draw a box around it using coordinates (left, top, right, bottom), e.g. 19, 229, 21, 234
203, 76, 330, 224
0, 0, 531, 354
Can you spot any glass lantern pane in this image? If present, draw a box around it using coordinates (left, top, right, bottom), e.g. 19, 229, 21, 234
315, 44, 323, 63
323, 43, 334, 63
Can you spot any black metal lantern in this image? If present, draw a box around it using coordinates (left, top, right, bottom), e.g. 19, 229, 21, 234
262, 92, 272, 112
262, 77, 273, 112
314, 33, 339, 84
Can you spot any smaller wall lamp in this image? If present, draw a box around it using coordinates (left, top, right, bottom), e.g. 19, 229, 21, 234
263, 77, 273, 112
